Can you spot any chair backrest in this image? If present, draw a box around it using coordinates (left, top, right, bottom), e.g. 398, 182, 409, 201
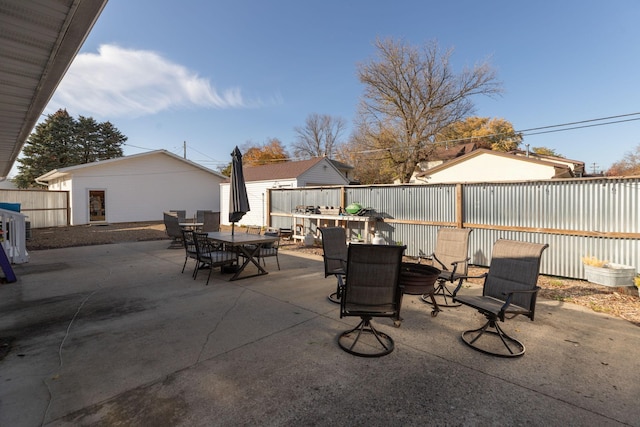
341, 244, 406, 317
219, 224, 233, 232
163, 212, 182, 238
181, 228, 197, 254
433, 228, 471, 273
319, 227, 348, 277
192, 231, 213, 262
196, 210, 213, 223
169, 210, 186, 222
262, 228, 280, 250
247, 226, 262, 235
202, 211, 220, 232
483, 239, 549, 316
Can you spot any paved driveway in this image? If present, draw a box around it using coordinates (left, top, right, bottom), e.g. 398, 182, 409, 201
1, 241, 639, 426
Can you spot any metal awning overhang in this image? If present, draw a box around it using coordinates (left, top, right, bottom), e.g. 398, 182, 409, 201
0, 0, 108, 180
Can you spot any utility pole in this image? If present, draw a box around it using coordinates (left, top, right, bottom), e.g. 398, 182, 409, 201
591, 162, 598, 174
183, 141, 187, 159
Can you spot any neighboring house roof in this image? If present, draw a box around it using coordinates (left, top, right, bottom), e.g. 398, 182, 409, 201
242, 157, 346, 182
509, 150, 586, 176
328, 159, 354, 171
0, 1, 108, 180
36, 150, 226, 182
430, 142, 478, 161
416, 148, 575, 181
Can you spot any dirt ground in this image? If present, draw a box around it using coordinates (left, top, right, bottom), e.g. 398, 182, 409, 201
25, 221, 640, 327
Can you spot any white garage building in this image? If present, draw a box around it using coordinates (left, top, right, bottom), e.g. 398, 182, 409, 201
37, 150, 226, 225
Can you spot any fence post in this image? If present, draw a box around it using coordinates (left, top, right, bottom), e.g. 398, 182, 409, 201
456, 183, 464, 228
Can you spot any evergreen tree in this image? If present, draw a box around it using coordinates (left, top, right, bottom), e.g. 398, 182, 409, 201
14, 109, 126, 188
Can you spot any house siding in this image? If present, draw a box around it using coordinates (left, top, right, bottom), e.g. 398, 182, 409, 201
422, 154, 558, 184
298, 160, 350, 186
49, 152, 223, 225
218, 158, 349, 227
220, 179, 297, 227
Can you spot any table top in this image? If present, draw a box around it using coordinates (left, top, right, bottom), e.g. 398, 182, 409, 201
206, 231, 279, 246
291, 213, 376, 222
179, 222, 204, 227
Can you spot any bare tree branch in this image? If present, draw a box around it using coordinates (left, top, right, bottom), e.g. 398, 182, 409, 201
353, 38, 502, 183
293, 113, 347, 158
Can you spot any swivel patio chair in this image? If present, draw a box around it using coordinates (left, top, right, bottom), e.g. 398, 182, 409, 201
419, 228, 471, 308
337, 244, 406, 357
196, 210, 213, 224
163, 211, 183, 248
169, 210, 186, 222
452, 239, 548, 357
319, 227, 348, 304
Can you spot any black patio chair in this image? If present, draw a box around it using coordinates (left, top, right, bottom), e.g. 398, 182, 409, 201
163, 211, 183, 248
337, 244, 406, 357
180, 228, 198, 275
192, 231, 238, 285
319, 227, 348, 304
201, 211, 220, 232
452, 239, 549, 357
256, 228, 281, 270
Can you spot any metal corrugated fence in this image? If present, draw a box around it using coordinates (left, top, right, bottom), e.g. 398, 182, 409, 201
268, 177, 640, 281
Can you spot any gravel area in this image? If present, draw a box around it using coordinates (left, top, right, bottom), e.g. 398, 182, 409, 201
25, 221, 640, 326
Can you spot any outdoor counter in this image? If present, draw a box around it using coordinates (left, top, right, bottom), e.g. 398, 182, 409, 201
291, 213, 378, 243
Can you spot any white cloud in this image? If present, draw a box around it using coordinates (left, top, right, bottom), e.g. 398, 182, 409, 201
47, 44, 256, 118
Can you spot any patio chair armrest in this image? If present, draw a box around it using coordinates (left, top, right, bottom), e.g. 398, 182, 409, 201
420, 252, 447, 270
452, 272, 488, 298
325, 255, 347, 268
444, 257, 471, 278
498, 287, 541, 320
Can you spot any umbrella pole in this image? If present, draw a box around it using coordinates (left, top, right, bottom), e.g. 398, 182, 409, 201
231, 222, 235, 236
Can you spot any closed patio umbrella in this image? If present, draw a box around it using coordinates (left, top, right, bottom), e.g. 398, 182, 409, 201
229, 146, 250, 235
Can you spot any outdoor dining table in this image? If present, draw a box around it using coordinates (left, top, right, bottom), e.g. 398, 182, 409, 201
206, 231, 279, 281
179, 222, 204, 231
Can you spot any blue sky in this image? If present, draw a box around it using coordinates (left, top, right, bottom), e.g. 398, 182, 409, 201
36, 0, 640, 174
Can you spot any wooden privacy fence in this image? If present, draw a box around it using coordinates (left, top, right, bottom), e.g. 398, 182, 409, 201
266, 177, 640, 281
0, 189, 69, 228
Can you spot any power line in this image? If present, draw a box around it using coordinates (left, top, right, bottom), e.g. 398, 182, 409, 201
348, 112, 640, 156
517, 112, 640, 132
519, 117, 640, 136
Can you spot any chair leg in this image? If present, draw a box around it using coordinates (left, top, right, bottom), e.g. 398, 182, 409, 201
422, 291, 441, 317
421, 279, 462, 308
338, 317, 395, 357
328, 275, 342, 304
205, 264, 213, 286
461, 318, 526, 358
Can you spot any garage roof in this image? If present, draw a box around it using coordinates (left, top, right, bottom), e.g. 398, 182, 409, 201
0, 0, 108, 180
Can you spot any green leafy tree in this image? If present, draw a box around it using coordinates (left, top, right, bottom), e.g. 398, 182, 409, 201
354, 38, 502, 183
14, 109, 126, 188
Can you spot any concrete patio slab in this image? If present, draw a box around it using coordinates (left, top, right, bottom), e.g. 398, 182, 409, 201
1, 241, 638, 426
